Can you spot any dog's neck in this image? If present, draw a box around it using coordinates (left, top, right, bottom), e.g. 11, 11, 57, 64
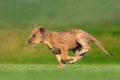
41, 30, 46, 41
41, 30, 50, 42
42, 30, 55, 49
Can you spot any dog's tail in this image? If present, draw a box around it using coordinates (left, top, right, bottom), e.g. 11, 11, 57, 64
90, 35, 113, 57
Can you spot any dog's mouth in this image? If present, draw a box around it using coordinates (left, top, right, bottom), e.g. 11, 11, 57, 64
28, 42, 36, 47
31, 43, 36, 47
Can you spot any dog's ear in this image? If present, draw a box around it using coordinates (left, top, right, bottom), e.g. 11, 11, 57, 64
39, 27, 45, 34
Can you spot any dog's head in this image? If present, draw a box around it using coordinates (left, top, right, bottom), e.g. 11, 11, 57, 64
28, 25, 45, 46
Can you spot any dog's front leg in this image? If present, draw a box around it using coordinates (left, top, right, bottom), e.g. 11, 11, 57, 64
55, 54, 66, 68
61, 46, 74, 62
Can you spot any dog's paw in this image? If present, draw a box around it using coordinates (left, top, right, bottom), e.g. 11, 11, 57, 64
68, 61, 75, 64
58, 65, 66, 69
68, 57, 76, 64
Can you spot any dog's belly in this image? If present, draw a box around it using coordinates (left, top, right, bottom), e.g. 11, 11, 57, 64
47, 44, 81, 54
47, 45, 61, 54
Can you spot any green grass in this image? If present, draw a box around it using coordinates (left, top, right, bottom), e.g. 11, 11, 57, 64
0, 64, 119, 80
0, 0, 119, 79
0, 28, 119, 64
0, 0, 120, 28
0, 0, 119, 64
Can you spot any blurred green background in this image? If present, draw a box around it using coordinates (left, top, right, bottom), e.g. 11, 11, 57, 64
0, 0, 120, 64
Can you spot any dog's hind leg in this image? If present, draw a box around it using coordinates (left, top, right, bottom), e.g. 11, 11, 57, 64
76, 34, 91, 56
68, 39, 91, 64
77, 39, 91, 56
68, 48, 83, 64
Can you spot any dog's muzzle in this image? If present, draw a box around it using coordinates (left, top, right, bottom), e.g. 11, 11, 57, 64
28, 39, 31, 44
28, 40, 35, 47
28, 39, 33, 45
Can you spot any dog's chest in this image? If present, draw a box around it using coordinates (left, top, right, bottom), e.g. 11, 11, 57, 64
45, 41, 53, 49
45, 41, 60, 54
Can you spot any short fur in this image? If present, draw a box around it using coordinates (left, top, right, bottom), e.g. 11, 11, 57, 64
28, 25, 113, 68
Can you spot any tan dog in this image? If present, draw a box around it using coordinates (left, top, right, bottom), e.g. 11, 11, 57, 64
28, 25, 113, 68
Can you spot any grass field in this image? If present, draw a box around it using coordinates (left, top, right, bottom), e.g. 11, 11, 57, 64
0, 28, 119, 64
0, 0, 119, 64
0, 64, 119, 80
0, 0, 119, 79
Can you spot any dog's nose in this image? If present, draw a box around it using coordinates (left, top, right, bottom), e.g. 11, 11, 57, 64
28, 40, 31, 44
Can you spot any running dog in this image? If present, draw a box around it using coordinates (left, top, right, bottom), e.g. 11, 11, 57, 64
28, 25, 113, 68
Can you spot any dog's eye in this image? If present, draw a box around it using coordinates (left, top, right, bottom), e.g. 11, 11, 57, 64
32, 34, 36, 37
